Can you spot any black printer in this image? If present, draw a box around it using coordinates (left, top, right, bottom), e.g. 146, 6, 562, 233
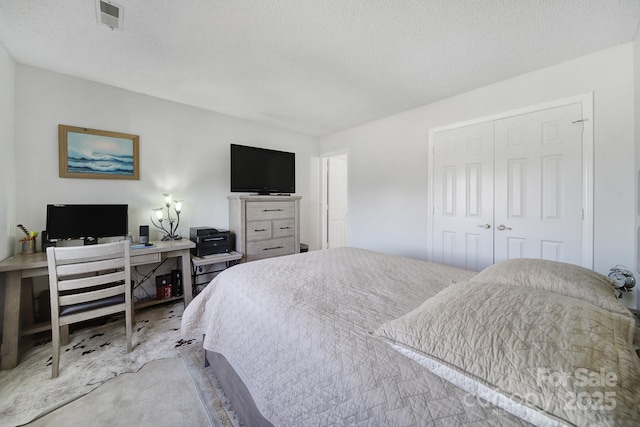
189, 227, 234, 257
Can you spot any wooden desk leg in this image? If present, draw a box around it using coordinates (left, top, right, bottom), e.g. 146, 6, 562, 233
21, 278, 34, 331
1, 271, 22, 370
180, 250, 193, 306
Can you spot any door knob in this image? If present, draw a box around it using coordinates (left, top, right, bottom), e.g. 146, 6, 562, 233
478, 224, 491, 229
497, 224, 513, 231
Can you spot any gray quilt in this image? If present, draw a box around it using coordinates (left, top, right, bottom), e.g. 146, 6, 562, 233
182, 247, 535, 426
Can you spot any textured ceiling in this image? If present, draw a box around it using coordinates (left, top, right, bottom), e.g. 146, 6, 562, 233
1, 0, 639, 137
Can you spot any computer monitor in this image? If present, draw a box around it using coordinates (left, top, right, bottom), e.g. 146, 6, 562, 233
45, 204, 128, 244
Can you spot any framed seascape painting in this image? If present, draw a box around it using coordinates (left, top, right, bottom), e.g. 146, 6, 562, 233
58, 125, 140, 180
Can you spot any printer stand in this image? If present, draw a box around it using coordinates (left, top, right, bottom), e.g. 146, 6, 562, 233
191, 251, 243, 294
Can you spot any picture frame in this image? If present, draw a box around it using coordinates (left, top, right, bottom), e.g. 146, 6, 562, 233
58, 125, 140, 180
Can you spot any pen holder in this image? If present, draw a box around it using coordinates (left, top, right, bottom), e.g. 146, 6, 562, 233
20, 237, 37, 255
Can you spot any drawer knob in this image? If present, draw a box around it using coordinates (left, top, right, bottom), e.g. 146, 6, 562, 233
280, 226, 291, 230
263, 209, 283, 212
254, 228, 267, 232
263, 246, 284, 251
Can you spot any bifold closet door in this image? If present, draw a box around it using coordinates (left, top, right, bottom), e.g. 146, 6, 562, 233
432, 103, 585, 270
432, 122, 495, 271
493, 103, 583, 265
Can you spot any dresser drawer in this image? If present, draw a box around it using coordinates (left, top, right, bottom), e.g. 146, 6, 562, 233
272, 219, 295, 237
246, 221, 272, 241
246, 201, 294, 221
246, 237, 295, 260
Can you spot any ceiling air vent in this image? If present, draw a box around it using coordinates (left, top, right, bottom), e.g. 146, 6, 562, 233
96, 0, 123, 30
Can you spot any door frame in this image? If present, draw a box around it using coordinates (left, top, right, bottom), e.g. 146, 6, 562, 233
427, 93, 594, 268
320, 149, 349, 250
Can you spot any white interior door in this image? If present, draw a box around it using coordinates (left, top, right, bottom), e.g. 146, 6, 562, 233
327, 154, 348, 248
432, 122, 495, 271
493, 103, 584, 264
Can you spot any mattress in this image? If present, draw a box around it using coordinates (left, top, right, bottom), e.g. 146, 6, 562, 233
182, 248, 640, 426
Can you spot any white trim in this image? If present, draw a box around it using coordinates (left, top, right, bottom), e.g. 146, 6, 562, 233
321, 157, 329, 250
320, 148, 350, 158
580, 94, 594, 269
427, 93, 594, 268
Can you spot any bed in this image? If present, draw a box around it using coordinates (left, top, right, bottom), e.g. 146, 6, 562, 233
181, 247, 640, 426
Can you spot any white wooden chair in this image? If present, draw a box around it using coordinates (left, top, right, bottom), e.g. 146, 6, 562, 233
46, 241, 133, 378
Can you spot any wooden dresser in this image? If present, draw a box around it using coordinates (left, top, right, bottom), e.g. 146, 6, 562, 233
228, 195, 301, 262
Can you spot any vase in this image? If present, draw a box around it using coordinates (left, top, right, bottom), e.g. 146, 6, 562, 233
21, 238, 36, 255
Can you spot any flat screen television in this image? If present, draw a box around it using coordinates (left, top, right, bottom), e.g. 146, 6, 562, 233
46, 204, 128, 243
230, 144, 295, 195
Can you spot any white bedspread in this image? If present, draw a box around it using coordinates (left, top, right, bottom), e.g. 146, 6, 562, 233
181, 247, 532, 426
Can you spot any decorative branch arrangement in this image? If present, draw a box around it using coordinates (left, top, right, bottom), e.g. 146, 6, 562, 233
17, 224, 38, 242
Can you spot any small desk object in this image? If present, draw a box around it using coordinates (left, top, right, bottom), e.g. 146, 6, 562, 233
0, 239, 195, 370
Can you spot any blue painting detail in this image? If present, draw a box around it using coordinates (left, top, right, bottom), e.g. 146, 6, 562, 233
67, 131, 134, 175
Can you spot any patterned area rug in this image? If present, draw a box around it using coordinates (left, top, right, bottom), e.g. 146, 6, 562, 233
0, 301, 236, 427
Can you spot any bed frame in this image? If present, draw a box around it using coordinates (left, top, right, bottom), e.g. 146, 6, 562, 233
204, 350, 274, 427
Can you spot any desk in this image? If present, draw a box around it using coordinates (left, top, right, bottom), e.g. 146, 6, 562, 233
0, 239, 195, 370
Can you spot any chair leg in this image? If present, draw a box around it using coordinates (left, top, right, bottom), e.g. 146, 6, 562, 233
51, 324, 60, 379
61, 325, 69, 346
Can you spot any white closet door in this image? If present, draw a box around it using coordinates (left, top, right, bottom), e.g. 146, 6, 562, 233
327, 155, 348, 248
493, 103, 583, 264
432, 122, 495, 271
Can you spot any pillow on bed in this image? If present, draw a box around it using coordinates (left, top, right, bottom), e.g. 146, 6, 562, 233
374, 281, 640, 427
471, 258, 631, 316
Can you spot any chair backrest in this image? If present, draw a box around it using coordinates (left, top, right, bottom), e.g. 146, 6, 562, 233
47, 241, 131, 323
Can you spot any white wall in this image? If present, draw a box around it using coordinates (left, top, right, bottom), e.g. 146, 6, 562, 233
320, 43, 636, 275
14, 65, 320, 251
0, 42, 16, 334
0, 44, 15, 260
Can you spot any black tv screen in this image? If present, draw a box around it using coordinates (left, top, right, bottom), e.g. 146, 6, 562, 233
230, 144, 295, 194
46, 204, 128, 240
